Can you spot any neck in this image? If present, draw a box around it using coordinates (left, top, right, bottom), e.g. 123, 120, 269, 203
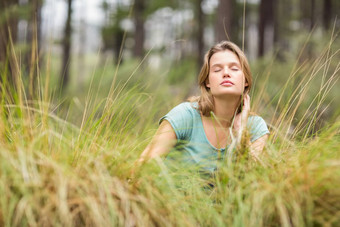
211, 96, 241, 128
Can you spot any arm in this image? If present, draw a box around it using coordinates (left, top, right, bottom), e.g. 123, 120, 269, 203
138, 120, 177, 164
233, 94, 268, 159
250, 134, 268, 161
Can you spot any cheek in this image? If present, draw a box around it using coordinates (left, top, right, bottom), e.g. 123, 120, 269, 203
241, 74, 248, 86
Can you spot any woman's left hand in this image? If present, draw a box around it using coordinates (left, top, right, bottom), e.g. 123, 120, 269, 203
233, 94, 250, 133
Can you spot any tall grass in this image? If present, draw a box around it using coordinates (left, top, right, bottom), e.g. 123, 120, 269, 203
0, 36, 339, 226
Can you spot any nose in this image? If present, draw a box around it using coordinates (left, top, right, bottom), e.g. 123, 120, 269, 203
223, 66, 230, 77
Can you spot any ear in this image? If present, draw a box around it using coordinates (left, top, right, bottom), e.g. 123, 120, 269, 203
205, 79, 210, 88
244, 78, 249, 88
244, 81, 249, 94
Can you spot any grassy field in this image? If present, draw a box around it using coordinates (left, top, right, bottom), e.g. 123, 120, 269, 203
0, 36, 339, 226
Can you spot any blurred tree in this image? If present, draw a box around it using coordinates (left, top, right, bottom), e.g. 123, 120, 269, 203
310, 0, 316, 31
133, 0, 179, 59
323, 0, 331, 30
26, 0, 43, 99
300, 0, 339, 32
101, 0, 179, 62
133, 0, 145, 58
0, 0, 19, 87
271, 0, 289, 60
195, 0, 204, 67
215, 0, 232, 42
258, 0, 275, 57
273, 0, 280, 47
299, 0, 319, 60
60, 0, 73, 91
101, 0, 128, 63
300, 0, 317, 31
77, 4, 87, 84
232, 1, 244, 46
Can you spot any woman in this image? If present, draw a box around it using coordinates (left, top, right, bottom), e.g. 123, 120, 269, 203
138, 41, 269, 173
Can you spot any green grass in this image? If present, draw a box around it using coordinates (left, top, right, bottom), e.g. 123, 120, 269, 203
1, 98, 339, 226
0, 36, 339, 226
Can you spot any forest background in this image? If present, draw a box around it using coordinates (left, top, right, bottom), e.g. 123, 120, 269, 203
1, 0, 340, 126
0, 0, 340, 226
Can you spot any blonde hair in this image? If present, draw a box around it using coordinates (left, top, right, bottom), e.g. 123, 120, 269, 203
190, 41, 252, 116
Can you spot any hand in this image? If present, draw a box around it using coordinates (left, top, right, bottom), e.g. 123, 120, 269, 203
233, 94, 250, 133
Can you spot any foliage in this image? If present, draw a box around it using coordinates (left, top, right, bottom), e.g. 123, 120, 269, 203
251, 31, 340, 139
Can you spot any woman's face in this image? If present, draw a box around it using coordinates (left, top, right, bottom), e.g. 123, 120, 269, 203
206, 50, 248, 98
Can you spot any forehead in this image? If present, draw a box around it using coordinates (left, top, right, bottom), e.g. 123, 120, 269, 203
209, 50, 240, 66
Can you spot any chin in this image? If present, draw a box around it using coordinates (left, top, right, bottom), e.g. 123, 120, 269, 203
212, 91, 243, 98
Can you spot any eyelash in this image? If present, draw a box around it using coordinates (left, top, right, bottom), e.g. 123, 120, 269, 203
213, 68, 239, 72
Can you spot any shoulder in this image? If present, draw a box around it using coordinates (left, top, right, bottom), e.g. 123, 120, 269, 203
247, 115, 270, 142
172, 102, 198, 112
164, 102, 199, 119
159, 102, 199, 140
247, 115, 267, 125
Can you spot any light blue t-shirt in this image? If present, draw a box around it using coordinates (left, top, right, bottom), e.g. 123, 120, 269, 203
159, 102, 270, 173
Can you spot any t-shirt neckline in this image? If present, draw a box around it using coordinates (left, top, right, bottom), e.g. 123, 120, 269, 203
195, 109, 226, 151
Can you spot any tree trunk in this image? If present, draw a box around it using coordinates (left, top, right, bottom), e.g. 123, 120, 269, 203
133, 0, 145, 58
60, 0, 73, 91
26, 0, 43, 100
197, 0, 204, 68
300, 0, 317, 31
272, 0, 287, 61
114, 28, 124, 64
273, 0, 279, 45
258, 0, 275, 57
215, 0, 232, 42
310, 0, 315, 31
258, 0, 266, 57
0, 0, 19, 88
323, 0, 331, 30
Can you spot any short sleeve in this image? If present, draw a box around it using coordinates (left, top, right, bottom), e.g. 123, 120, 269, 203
159, 102, 195, 141
247, 116, 270, 142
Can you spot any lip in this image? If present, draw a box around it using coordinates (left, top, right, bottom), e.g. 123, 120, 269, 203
220, 80, 234, 86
